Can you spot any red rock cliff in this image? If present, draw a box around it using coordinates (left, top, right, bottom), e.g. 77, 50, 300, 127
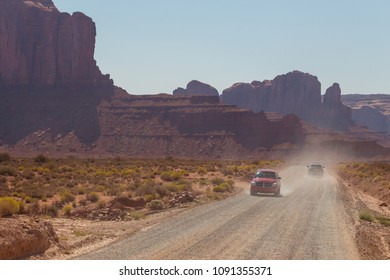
173, 80, 219, 96
0, 0, 112, 87
221, 71, 352, 130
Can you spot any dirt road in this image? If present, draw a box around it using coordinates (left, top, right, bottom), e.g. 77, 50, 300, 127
76, 166, 359, 260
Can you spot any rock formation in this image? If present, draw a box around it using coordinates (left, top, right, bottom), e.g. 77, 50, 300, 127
342, 94, 390, 134
0, 1, 386, 159
0, 0, 114, 146
220, 71, 353, 130
0, 216, 58, 260
320, 83, 352, 129
0, 0, 112, 87
173, 80, 219, 96
95, 92, 305, 158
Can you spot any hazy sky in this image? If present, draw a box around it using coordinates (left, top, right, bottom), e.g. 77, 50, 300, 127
54, 0, 390, 95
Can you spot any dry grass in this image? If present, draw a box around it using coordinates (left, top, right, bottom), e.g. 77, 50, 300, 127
338, 161, 390, 225
0, 155, 283, 219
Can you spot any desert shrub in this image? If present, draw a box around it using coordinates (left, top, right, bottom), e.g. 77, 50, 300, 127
147, 199, 164, 210
166, 181, 192, 192
28, 200, 41, 215
160, 171, 181, 181
205, 190, 223, 201
46, 204, 59, 217
206, 165, 217, 172
223, 182, 233, 192
45, 162, 58, 171
106, 185, 124, 196
197, 167, 207, 175
0, 166, 17, 176
211, 177, 225, 186
18, 201, 25, 214
144, 194, 157, 202
166, 183, 179, 193
134, 180, 156, 197
375, 215, 390, 226
359, 211, 374, 222
226, 179, 235, 187
24, 196, 33, 204
0, 197, 20, 217
212, 185, 225, 193
60, 191, 75, 203
87, 192, 99, 203
94, 185, 105, 193
22, 169, 35, 179
66, 181, 76, 188
97, 200, 106, 209
30, 188, 45, 199
62, 205, 73, 216
129, 211, 145, 220
79, 198, 87, 206
34, 154, 49, 164
212, 182, 232, 193
221, 167, 235, 176
141, 172, 154, 179
176, 182, 192, 192
155, 185, 169, 197
199, 178, 207, 186
0, 153, 11, 163
77, 187, 86, 195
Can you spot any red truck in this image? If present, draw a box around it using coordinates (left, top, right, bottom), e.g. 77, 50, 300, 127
250, 169, 281, 197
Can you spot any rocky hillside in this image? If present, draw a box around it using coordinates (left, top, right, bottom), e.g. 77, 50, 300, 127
220, 71, 353, 131
0, 216, 58, 260
3, 90, 305, 159
342, 94, 390, 134
94, 92, 304, 158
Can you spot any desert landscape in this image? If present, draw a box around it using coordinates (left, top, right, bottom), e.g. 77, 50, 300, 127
0, 0, 389, 260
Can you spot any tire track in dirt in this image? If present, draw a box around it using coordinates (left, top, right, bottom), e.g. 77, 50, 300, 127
76, 166, 359, 260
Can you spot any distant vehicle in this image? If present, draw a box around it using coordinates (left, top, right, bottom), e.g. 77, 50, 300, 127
307, 163, 324, 177
250, 169, 281, 196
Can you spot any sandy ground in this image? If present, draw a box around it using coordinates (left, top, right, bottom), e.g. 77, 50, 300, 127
29, 203, 208, 259
337, 176, 390, 259
29, 167, 390, 260
75, 167, 359, 260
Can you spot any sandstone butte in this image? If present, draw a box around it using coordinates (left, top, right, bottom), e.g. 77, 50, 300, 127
0, 0, 112, 88
173, 80, 219, 96
0, 0, 388, 159
220, 71, 353, 131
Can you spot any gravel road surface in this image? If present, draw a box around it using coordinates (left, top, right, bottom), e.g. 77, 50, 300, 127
77, 166, 359, 260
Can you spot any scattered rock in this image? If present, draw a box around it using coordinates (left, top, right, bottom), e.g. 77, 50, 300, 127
76, 208, 127, 221
169, 191, 196, 206
109, 197, 146, 209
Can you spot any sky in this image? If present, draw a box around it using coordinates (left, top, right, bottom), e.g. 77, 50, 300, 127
54, 0, 390, 95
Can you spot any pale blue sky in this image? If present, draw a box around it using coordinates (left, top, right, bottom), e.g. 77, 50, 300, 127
54, 0, 390, 94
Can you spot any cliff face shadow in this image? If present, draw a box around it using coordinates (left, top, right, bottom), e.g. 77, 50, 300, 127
167, 109, 304, 150
0, 87, 113, 146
